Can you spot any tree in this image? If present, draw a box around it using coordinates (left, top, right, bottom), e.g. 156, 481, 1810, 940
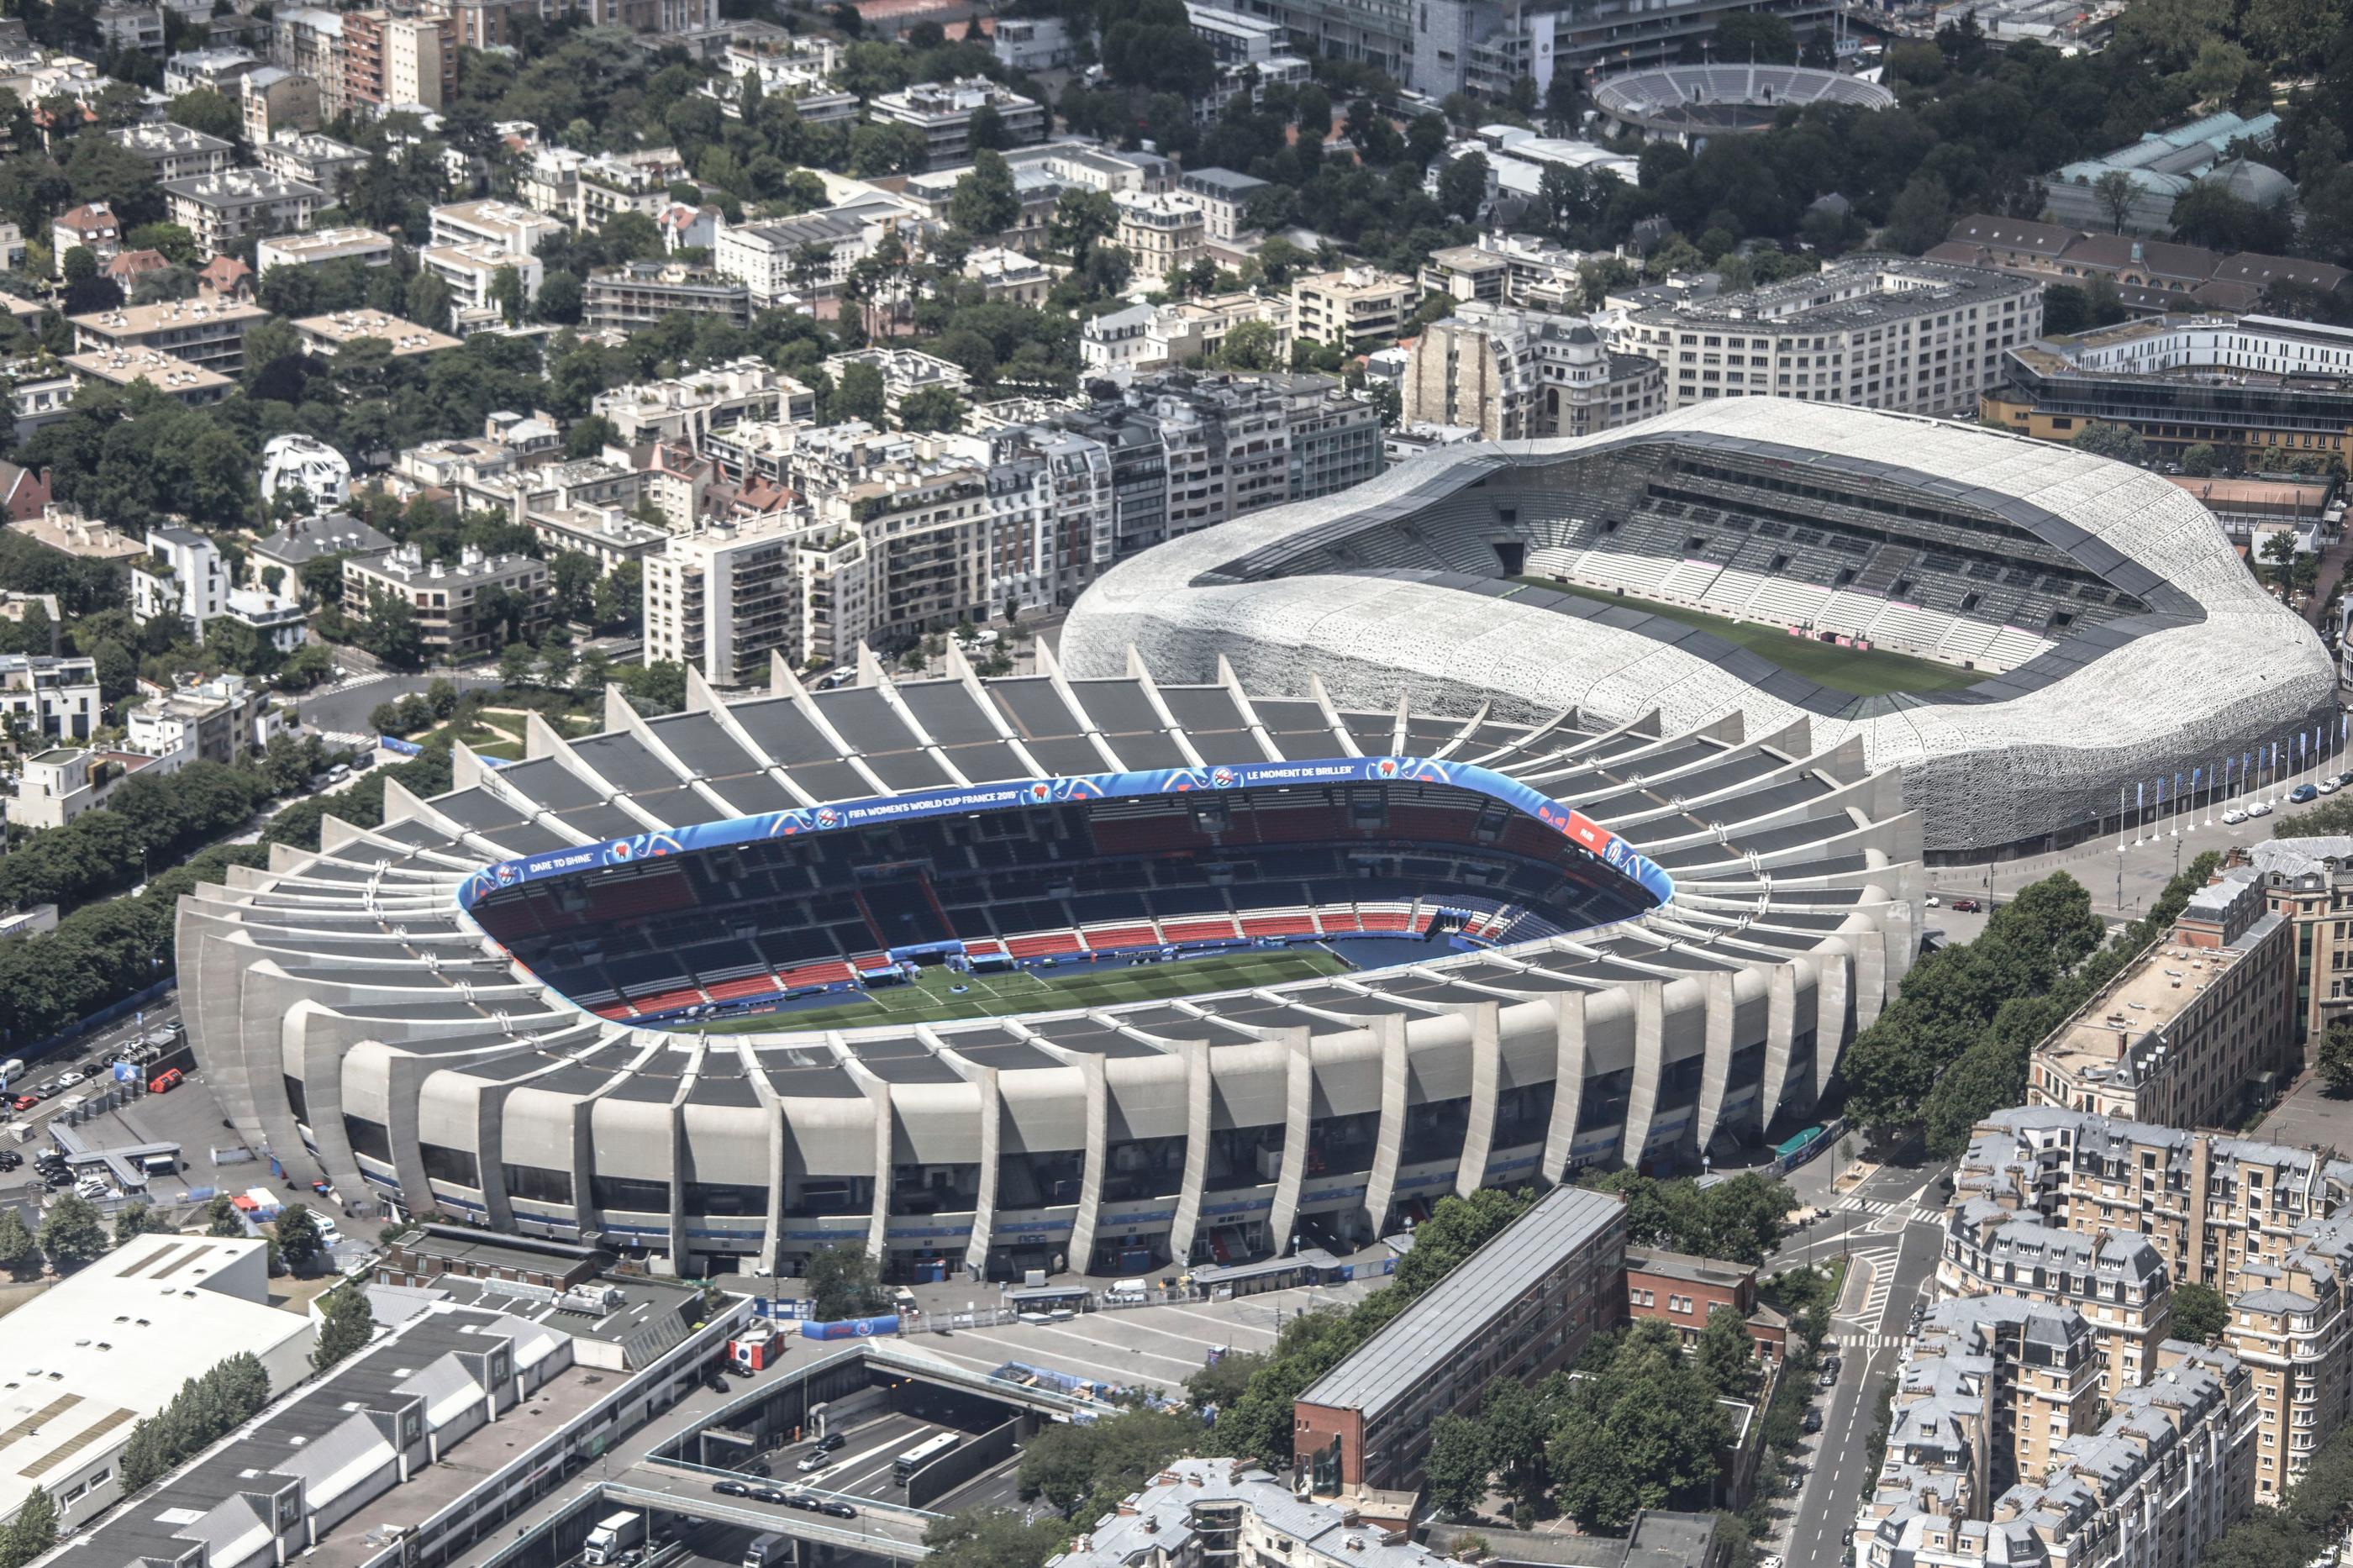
833, 360, 887, 425
39, 1192, 106, 1269
1183, 1348, 1266, 1413
1710, 11, 1798, 61
966, 102, 1008, 153
948, 149, 1021, 237
1214, 318, 1282, 371
490, 263, 526, 325
535, 268, 583, 324
1550, 1321, 1731, 1529
313, 1282, 376, 1370
275, 1202, 324, 1269
2093, 169, 2140, 233
1047, 187, 1119, 259
921, 1509, 1071, 1568
2319, 1017, 2353, 1095
0, 1209, 36, 1280
113, 1202, 166, 1246
1478, 1376, 1552, 1517
805, 1240, 888, 1320
204, 1193, 245, 1236
899, 385, 965, 433
166, 87, 241, 141
497, 641, 537, 689
1438, 151, 1489, 223
1696, 1306, 1756, 1397
2071, 421, 2148, 463
2172, 1281, 2230, 1343
1424, 1414, 1489, 1517
3, 1483, 57, 1567
2182, 442, 2220, 476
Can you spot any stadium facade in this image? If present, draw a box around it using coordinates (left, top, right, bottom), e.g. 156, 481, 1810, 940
1061, 401, 2336, 860
180, 655, 1918, 1281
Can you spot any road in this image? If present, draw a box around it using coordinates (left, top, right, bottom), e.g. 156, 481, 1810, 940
1925, 740, 2353, 931
297, 671, 508, 738
1769, 1160, 1948, 1568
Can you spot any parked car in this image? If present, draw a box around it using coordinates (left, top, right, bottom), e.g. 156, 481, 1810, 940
1801, 1408, 1823, 1434
8, 1095, 34, 1113
749, 1486, 790, 1506
2250, 799, 2276, 817
54, 1071, 83, 1088
1818, 1365, 1839, 1388
818, 1502, 857, 1520
0, 1150, 20, 1171
1923, 894, 1940, 907
2325, 779, 2343, 795
1950, 897, 1982, 913
2292, 783, 2319, 803
2224, 808, 2249, 824
711, 1480, 751, 1498
150, 1068, 184, 1094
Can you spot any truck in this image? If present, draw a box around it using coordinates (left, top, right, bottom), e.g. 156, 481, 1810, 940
582, 1510, 645, 1565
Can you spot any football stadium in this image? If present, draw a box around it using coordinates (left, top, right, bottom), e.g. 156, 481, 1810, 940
1061, 402, 2339, 860
179, 655, 1919, 1281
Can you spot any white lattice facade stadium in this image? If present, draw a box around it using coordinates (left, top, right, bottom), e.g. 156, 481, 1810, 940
179, 650, 1918, 1281
1061, 402, 2336, 859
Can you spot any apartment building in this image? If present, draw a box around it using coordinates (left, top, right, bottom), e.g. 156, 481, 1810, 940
713, 192, 912, 303
1113, 192, 1206, 286
592, 359, 810, 445
1986, 311, 2353, 466
1627, 257, 2044, 417
255, 130, 368, 194
127, 671, 282, 765
1961, 1107, 2353, 1503
1937, 1211, 2173, 1393
454, 457, 645, 530
1174, 166, 1270, 244
131, 523, 228, 638
429, 198, 566, 258
962, 245, 1060, 306
1422, 231, 1609, 313
292, 310, 462, 360
1406, 303, 1666, 440
1855, 1298, 2250, 1568
1130, 371, 1291, 536
1935, 213, 2347, 317
0, 652, 100, 741
71, 297, 267, 372
642, 510, 814, 685
50, 202, 119, 274
2229, 836, 2353, 1049
1050, 1458, 1465, 1568
163, 170, 325, 259
583, 261, 752, 332
1292, 266, 1417, 350
2029, 868, 2297, 1129
240, 65, 320, 139
822, 347, 972, 419
422, 240, 544, 316
108, 120, 234, 181
343, 544, 550, 660
867, 77, 1045, 165
962, 423, 1114, 614
65, 348, 233, 405
1274, 372, 1385, 502
803, 429, 991, 646
1146, 290, 1295, 370
267, 7, 342, 111
255, 226, 396, 271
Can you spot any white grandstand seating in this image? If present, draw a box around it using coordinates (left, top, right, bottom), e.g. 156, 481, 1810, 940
1656, 559, 1723, 602
1861, 601, 1950, 658
1745, 577, 1835, 627
1982, 625, 2055, 670
1699, 567, 1771, 616
1934, 618, 2001, 665
1814, 591, 1883, 639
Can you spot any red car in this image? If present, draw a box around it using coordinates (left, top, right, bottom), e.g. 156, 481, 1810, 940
8, 1093, 34, 1113
149, 1068, 184, 1094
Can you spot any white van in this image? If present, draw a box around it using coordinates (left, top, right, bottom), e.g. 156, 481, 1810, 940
1104, 1279, 1149, 1305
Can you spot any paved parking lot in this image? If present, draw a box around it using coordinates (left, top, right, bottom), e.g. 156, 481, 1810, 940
2258, 1073, 2353, 1151
891, 1279, 1383, 1394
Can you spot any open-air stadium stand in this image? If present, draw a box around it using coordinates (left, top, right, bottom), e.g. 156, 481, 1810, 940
177, 645, 1919, 1282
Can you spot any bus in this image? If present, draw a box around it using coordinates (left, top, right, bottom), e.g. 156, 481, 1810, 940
743, 1534, 786, 1568
893, 1432, 961, 1485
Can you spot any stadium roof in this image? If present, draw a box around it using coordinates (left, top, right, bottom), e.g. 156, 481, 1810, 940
1061, 400, 2335, 856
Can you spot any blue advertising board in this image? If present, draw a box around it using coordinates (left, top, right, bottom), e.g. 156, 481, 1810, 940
800, 1313, 902, 1339
455, 755, 1676, 912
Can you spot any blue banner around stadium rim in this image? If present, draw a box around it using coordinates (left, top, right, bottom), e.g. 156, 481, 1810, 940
454, 755, 1677, 912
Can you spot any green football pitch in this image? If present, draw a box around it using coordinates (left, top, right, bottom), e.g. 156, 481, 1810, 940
1506, 576, 1985, 697
675, 946, 1354, 1033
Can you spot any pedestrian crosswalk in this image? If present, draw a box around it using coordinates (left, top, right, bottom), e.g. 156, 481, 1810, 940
1830, 1333, 1910, 1352
1837, 1244, 1899, 1327
1833, 1195, 1943, 1229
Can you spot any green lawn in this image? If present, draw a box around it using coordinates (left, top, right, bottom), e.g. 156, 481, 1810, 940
672, 947, 1352, 1033
1506, 576, 1986, 697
